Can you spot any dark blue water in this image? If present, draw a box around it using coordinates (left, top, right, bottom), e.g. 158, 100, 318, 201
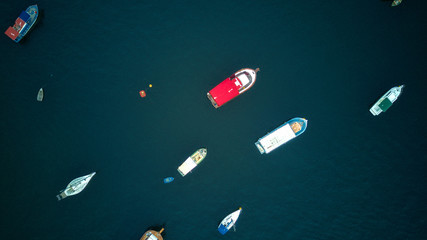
1, 0, 426, 239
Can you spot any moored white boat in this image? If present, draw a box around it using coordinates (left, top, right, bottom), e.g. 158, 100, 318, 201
177, 148, 207, 176
218, 207, 242, 235
255, 117, 308, 154
207, 68, 259, 108
56, 172, 96, 200
369, 85, 404, 116
37, 88, 43, 101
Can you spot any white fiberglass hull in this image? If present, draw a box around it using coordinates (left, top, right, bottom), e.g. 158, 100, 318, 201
218, 208, 242, 235
369, 85, 404, 116
57, 172, 96, 200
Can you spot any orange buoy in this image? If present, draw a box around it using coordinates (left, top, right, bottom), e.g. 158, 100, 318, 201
139, 90, 146, 98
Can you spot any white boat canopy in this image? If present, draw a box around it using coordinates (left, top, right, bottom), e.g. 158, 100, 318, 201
177, 157, 197, 176
259, 124, 296, 154
236, 73, 250, 86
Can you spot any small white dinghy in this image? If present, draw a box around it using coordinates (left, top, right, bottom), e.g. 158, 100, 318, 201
37, 88, 43, 101
56, 172, 96, 201
218, 207, 242, 235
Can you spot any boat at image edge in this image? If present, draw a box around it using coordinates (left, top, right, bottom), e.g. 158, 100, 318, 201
177, 148, 207, 176
207, 68, 259, 108
140, 228, 164, 240
392, 0, 402, 7
369, 85, 404, 116
218, 207, 242, 235
4, 5, 38, 42
255, 117, 308, 154
56, 172, 96, 200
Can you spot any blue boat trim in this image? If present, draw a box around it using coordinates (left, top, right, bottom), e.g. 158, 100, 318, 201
255, 117, 308, 154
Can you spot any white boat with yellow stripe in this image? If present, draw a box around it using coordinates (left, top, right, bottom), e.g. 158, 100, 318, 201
177, 148, 207, 176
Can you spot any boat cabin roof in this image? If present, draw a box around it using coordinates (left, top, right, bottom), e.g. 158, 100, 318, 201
235, 72, 251, 87
18, 11, 30, 22
259, 124, 296, 154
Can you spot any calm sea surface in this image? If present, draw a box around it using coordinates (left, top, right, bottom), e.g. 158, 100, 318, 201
0, 0, 426, 239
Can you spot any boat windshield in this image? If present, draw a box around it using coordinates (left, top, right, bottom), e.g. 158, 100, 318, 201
235, 72, 252, 88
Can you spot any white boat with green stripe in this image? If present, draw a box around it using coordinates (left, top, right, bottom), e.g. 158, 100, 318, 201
370, 85, 404, 116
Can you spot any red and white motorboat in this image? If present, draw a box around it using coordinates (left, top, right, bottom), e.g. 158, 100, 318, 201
207, 68, 259, 108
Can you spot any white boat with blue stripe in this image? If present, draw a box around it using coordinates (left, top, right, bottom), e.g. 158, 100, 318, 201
255, 117, 308, 154
218, 207, 242, 235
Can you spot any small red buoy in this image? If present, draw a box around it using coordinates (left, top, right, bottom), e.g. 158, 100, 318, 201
139, 90, 146, 98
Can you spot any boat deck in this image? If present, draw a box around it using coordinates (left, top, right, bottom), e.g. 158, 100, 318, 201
140, 230, 163, 240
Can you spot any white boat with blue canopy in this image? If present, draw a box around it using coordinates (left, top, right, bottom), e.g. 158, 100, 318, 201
56, 172, 96, 200
218, 207, 242, 235
369, 85, 404, 116
255, 117, 308, 154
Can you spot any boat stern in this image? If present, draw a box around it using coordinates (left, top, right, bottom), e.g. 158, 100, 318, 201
370, 106, 382, 116
5, 27, 19, 41
207, 92, 219, 108
255, 141, 265, 154
218, 224, 229, 235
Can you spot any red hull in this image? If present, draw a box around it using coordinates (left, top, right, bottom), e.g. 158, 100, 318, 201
208, 77, 242, 107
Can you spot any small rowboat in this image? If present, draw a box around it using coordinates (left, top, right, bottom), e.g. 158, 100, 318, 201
37, 88, 43, 101
163, 177, 174, 183
218, 207, 242, 235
